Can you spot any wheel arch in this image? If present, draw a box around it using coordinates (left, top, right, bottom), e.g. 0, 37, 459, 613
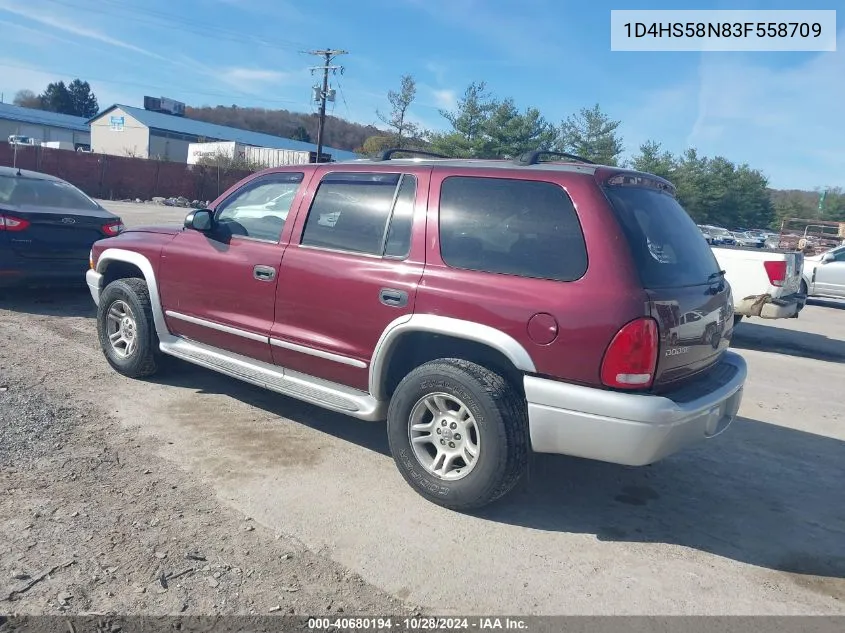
369, 315, 536, 401
96, 248, 170, 339
801, 275, 811, 293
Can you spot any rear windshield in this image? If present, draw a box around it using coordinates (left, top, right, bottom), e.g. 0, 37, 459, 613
603, 185, 721, 288
0, 174, 100, 210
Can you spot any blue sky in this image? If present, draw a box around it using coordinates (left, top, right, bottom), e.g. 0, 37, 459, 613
0, 0, 841, 190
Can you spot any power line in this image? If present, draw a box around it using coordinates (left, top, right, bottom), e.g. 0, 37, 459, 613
42, 0, 311, 52
305, 49, 347, 163
335, 78, 352, 119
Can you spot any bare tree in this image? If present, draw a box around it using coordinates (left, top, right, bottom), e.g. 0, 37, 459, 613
13, 89, 42, 109
377, 74, 419, 148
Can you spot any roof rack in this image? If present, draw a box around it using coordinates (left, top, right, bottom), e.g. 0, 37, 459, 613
514, 150, 595, 166
373, 148, 451, 161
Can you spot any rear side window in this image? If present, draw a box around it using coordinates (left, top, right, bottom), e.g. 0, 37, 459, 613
603, 183, 721, 288
438, 176, 588, 281
383, 176, 416, 258
301, 172, 417, 257
0, 174, 100, 210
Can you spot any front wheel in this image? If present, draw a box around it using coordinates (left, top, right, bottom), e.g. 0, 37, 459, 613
97, 278, 161, 378
386, 358, 529, 511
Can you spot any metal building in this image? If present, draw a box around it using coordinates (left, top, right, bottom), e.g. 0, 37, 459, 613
0, 102, 91, 149
89, 103, 359, 163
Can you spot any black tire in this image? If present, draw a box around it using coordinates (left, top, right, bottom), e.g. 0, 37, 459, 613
97, 277, 161, 378
733, 314, 743, 326
797, 280, 808, 313
386, 358, 528, 511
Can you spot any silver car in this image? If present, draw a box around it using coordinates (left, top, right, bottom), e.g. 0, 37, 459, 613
802, 245, 845, 299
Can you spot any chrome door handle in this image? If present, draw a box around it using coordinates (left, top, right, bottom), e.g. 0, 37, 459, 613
379, 288, 408, 308
253, 265, 276, 281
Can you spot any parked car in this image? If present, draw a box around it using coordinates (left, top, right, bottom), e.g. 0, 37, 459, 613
699, 225, 737, 246
711, 245, 804, 324
7, 135, 38, 146
85, 149, 747, 510
0, 167, 124, 288
801, 245, 845, 300
730, 231, 765, 248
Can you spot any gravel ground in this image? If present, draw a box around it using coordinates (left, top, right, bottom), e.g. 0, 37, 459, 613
1, 204, 844, 617
0, 334, 417, 618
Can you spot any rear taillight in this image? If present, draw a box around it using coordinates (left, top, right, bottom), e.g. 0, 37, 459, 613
0, 214, 30, 232
600, 317, 659, 390
102, 221, 124, 236
763, 260, 787, 287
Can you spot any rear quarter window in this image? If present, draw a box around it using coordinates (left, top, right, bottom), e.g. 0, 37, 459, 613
0, 175, 100, 210
603, 184, 721, 288
438, 176, 588, 282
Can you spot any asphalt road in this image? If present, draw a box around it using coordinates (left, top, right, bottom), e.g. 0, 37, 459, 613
3, 200, 843, 615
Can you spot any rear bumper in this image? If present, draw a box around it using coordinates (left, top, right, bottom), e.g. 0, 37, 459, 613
0, 254, 89, 288
86, 269, 103, 306
525, 351, 747, 466
735, 292, 801, 319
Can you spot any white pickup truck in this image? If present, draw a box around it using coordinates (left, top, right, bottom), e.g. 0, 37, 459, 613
712, 246, 805, 325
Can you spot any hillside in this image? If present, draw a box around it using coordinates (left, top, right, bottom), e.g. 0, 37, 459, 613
184, 105, 381, 152
769, 187, 845, 224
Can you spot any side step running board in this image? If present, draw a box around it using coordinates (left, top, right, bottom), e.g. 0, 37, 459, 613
159, 337, 386, 421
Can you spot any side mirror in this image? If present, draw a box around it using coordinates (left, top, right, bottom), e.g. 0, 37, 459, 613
184, 209, 213, 232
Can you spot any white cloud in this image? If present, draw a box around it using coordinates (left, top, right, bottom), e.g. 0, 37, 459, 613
431, 89, 457, 111
0, 58, 134, 110
619, 30, 845, 190
0, 0, 164, 60
687, 33, 845, 189
425, 62, 448, 84
0, 59, 56, 103
219, 67, 289, 85
0, 18, 81, 48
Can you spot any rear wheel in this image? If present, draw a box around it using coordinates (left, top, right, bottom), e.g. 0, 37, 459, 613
97, 278, 161, 378
386, 358, 528, 511
797, 280, 808, 313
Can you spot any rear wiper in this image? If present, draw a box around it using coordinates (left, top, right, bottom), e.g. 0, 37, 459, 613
708, 270, 726, 281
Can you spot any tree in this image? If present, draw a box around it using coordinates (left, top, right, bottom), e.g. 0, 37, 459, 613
631, 145, 775, 229
13, 89, 42, 109
377, 74, 419, 148
39, 81, 74, 115
427, 81, 498, 157
67, 79, 99, 117
485, 99, 558, 158
290, 125, 311, 143
557, 104, 623, 165
630, 140, 677, 181
197, 149, 262, 173
356, 135, 395, 156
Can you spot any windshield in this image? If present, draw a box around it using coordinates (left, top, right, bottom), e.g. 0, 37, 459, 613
0, 174, 101, 210
604, 185, 721, 288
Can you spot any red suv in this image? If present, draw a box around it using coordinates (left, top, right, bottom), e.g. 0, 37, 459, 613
86, 149, 747, 510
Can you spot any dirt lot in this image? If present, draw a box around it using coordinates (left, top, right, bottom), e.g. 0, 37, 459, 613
1, 200, 844, 616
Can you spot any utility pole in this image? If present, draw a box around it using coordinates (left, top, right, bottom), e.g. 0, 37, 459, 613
306, 49, 347, 163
